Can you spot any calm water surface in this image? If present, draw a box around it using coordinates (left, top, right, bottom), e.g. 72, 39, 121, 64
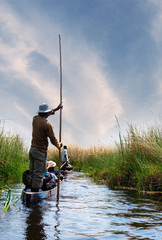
0, 172, 161, 240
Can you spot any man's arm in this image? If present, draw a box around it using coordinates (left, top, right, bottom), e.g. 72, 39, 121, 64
47, 122, 62, 149
48, 103, 63, 116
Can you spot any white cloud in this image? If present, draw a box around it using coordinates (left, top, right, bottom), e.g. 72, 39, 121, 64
145, 0, 162, 113
148, 0, 162, 43
0, 2, 60, 101
14, 102, 31, 121
0, 1, 123, 147
61, 40, 123, 145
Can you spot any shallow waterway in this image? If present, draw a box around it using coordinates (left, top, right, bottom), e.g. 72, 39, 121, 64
0, 172, 162, 240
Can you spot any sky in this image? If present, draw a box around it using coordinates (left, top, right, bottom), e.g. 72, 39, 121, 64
0, 0, 161, 149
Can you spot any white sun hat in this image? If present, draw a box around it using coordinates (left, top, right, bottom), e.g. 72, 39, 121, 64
47, 161, 56, 168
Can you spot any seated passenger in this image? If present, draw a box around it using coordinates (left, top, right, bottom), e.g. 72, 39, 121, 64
41, 163, 57, 191
22, 165, 57, 192
47, 161, 58, 175
47, 161, 64, 180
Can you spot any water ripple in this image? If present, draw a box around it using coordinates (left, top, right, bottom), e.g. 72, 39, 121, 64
0, 172, 161, 240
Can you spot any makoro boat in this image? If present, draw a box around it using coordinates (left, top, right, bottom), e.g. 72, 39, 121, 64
21, 183, 61, 203
21, 163, 73, 203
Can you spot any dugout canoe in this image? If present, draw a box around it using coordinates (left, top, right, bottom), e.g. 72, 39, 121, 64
21, 163, 73, 203
21, 170, 72, 203
21, 183, 60, 203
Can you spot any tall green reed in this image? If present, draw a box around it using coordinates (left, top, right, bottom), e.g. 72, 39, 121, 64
0, 128, 28, 186
48, 123, 162, 191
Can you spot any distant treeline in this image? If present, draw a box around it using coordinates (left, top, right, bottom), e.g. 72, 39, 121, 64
49, 123, 162, 192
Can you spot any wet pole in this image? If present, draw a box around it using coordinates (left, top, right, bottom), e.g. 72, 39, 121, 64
57, 35, 62, 202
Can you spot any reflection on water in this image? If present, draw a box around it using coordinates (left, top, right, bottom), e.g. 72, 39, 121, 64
54, 203, 61, 240
0, 172, 161, 240
25, 204, 46, 240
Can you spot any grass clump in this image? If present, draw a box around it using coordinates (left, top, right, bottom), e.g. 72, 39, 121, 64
48, 123, 162, 192
119, 124, 162, 191
0, 129, 29, 187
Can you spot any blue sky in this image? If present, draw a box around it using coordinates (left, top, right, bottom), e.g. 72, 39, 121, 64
0, 0, 161, 148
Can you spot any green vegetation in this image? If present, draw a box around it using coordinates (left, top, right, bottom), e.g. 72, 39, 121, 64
0, 121, 161, 193
48, 123, 162, 192
4, 188, 12, 212
0, 129, 29, 187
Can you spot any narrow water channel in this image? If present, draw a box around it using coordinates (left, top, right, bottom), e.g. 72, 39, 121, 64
0, 172, 161, 240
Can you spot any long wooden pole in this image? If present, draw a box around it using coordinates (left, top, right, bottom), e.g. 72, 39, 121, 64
57, 35, 62, 202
